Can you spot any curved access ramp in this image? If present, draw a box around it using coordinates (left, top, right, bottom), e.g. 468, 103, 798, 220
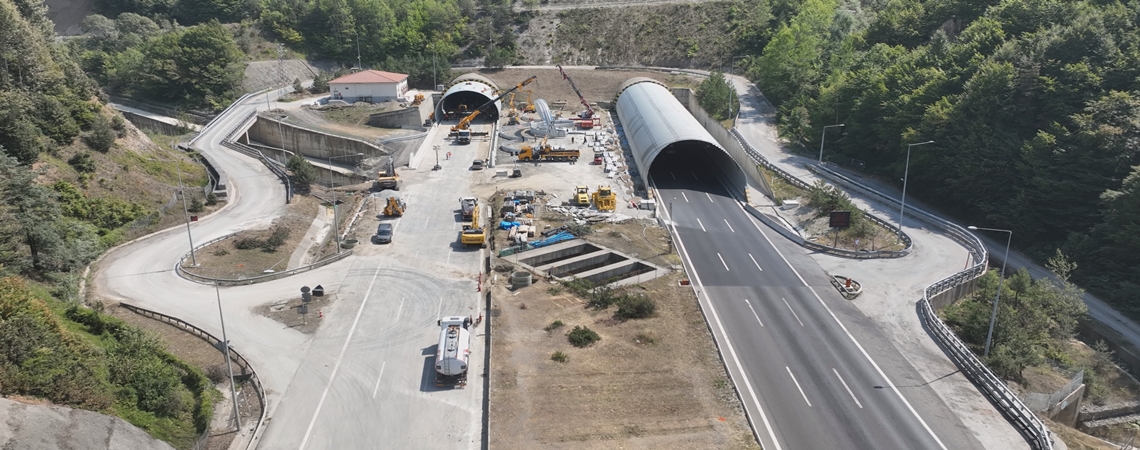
614, 77, 747, 195
438, 73, 501, 121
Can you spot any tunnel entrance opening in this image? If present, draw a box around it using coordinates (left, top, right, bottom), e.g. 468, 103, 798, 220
646, 140, 746, 197
439, 91, 499, 121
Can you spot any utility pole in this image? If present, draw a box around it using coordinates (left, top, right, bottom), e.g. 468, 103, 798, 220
356, 30, 362, 71
169, 146, 197, 266
215, 281, 241, 431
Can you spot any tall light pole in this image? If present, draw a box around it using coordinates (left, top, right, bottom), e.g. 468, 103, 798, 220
215, 281, 241, 431
327, 152, 364, 253
968, 226, 1012, 357
161, 146, 198, 266
817, 123, 845, 164
898, 140, 934, 236
728, 55, 747, 125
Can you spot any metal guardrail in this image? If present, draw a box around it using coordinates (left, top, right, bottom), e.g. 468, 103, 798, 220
219, 111, 293, 203
727, 125, 1052, 448
190, 93, 252, 146
118, 302, 267, 450
174, 231, 353, 286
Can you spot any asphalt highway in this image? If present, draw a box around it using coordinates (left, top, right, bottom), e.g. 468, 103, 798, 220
653, 157, 984, 450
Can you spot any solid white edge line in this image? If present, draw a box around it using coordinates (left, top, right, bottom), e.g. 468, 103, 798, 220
657, 184, 782, 450
786, 366, 812, 407
745, 206, 948, 450
749, 253, 763, 271
299, 262, 385, 450
717, 253, 730, 271
697, 218, 706, 232
745, 299, 764, 327
781, 297, 804, 327
371, 362, 387, 399
724, 218, 735, 233
833, 368, 863, 409
682, 192, 689, 202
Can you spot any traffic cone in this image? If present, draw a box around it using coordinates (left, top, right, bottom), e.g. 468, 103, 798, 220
318, 309, 324, 318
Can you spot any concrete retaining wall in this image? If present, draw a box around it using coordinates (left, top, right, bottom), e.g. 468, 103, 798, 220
672, 88, 774, 199
244, 116, 390, 165
119, 110, 188, 135
368, 96, 434, 128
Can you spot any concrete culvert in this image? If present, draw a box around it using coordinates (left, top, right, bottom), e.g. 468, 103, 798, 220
511, 271, 533, 288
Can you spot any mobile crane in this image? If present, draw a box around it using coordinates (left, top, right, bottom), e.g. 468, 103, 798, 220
449, 76, 538, 144
557, 65, 597, 129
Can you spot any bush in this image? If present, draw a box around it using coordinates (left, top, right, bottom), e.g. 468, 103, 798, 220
567, 325, 600, 347
205, 192, 218, 206
205, 365, 227, 384
264, 227, 289, 251
188, 197, 204, 213
551, 351, 568, 363
286, 154, 318, 185
614, 296, 656, 320
544, 320, 564, 331
110, 115, 127, 138
82, 115, 117, 153
68, 152, 97, 173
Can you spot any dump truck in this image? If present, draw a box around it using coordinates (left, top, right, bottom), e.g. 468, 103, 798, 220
518, 138, 580, 162
459, 197, 478, 221
434, 316, 472, 387
459, 203, 486, 247
380, 191, 405, 217
593, 185, 616, 212
376, 157, 400, 191
573, 186, 590, 206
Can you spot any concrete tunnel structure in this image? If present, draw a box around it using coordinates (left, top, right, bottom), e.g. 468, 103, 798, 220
614, 77, 747, 195
438, 73, 502, 121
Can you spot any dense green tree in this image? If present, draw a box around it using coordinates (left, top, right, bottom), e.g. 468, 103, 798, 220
696, 72, 740, 121
138, 20, 245, 109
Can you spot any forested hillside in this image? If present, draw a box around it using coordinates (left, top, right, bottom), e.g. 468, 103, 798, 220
739, 0, 1140, 318
0, 1, 218, 447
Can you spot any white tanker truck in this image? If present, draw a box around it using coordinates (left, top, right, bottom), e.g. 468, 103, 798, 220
435, 316, 473, 387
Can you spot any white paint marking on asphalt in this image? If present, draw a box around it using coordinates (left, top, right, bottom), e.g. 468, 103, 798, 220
423, 215, 430, 229
436, 296, 444, 321
833, 368, 862, 408
724, 219, 735, 233
371, 362, 387, 399
654, 185, 782, 450
670, 171, 676, 180
745, 299, 764, 327
446, 249, 452, 264
717, 253, 730, 271
706, 192, 714, 203
782, 297, 804, 327
395, 296, 406, 320
746, 212, 948, 449
299, 261, 386, 450
786, 367, 812, 407
691, 171, 699, 180
681, 192, 689, 202
749, 253, 763, 271
696, 218, 706, 232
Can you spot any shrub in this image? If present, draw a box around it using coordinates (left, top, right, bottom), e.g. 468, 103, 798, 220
292, 78, 303, 94
82, 115, 117, 153
68, 152, 97, 173
188, 197, 204, 213
567, 325, 600, 347
262, 227, 290, 252
544, 320, 564, 331
110, 115, 127, 137
286, 154, 318, 185
615, 296, 656, 320
233, 237, 262, 250
551, 351, 568, 363
205, 192, 218, 206
205, 365, 227, 384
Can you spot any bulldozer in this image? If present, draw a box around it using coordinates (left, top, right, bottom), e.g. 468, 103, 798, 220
592, 185, 616, 212
572, 186, 590, 206
382, 193, 406, 217
375, 157, 400, 191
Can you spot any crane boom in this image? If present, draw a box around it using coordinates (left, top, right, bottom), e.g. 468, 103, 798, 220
557, 65, 593, 119
450, 76, 538, 134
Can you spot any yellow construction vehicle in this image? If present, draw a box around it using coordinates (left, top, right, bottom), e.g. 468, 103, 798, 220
412, 93, 425, 105
375, 157, 400, 191
573, 186, 590, 206
382, 195, 406, 217
459, 201, 487, 247
593, 185, 616, 211
518, 137, 580, 162
523, 91, 536, 113
450, 76, 537, 144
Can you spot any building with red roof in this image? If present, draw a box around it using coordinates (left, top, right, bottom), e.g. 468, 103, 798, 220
329, 70, 409, 103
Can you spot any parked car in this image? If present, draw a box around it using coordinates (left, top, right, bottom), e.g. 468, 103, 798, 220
470, 159, 484, 170
375, 223, 393, 244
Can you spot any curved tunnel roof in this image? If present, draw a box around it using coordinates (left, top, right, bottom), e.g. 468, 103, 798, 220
615, 78, 727, 188
440, 73, 502, 120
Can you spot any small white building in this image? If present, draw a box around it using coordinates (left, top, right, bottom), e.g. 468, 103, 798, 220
329, 70, 409, 103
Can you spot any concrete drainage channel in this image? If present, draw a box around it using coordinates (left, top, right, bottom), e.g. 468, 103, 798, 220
510, 240, 668, 286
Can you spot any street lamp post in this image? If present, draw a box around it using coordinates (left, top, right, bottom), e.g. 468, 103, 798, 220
214, 281, 241, 431
898, 140, 934, 236
817, 123, 845, 164
968, 226, 1012, 357
327, 152, 365, 253
728, 55, 747, 125
160, 146, 198, 266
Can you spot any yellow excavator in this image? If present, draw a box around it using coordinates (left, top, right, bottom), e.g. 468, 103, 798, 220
593, 185, 616, 211
459, 201, 486, 247
573, 186, 590, 206
375, 157, 400, 191
412, 93, 425, 105
449, 76, 537, 144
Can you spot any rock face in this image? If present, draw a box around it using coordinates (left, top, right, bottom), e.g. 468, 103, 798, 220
0, 398, 176, 450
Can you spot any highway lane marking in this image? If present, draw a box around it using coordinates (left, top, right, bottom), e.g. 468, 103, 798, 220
371, 362, 387, 399
782, 297, 804, 327
706, 192, 714, 203
436, 296, 444, 321
681, 192, 689, 202
299, 261, 386, 450
396, 296, 406, 319
749, 253, 763, 271
833, 368, 862, 408
786, 367, 812, 407
691, 171, 699, 180
696, 218, 707, 232
747, 210, 948, 449
745, 299, 764, 327
654, 184, 783, 450
670, 171, 676, 180
717, 253, 730, 271
724, 219, 735, 233
423, 215, 430, 229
